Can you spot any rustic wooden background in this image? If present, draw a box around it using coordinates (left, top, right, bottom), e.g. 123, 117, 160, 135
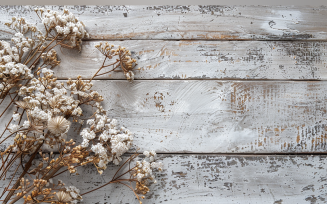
1, 5, 327, 204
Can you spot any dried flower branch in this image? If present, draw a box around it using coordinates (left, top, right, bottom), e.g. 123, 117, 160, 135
92, 42, 138, 82
0, 7, 163, 204
80, 151, 163, 204
0, 7, 89, 119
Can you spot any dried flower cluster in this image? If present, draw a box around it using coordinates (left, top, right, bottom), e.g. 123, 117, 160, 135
16, 178, 82, 204
133, 151, 163, 197
0, 7, 163, 204
35, 8, 89, 50
93, 42, 138, 82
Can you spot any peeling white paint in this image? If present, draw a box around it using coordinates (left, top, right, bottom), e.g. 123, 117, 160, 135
1, 155, 326, 204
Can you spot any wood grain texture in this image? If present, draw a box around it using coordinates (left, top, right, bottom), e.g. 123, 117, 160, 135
1, 5, 327, 40
1, 154, 327, 204
53, 40, 327, 80
2, 80, 327, 153
1, 5, 326, 204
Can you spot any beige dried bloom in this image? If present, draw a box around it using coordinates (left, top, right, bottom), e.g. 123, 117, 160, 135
14, 100, 30, 109
56, 191, 72, 202
48, 116, 71, 135
41, 49, 60, 67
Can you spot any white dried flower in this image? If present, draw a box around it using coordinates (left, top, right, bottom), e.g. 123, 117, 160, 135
143, 151, 150, 157
12, 113, 20, 121
91, 143, 106, 156
137, 173, 145, 182
22, 47, 29, 53
80, 128, 96, 140
8, 124, 20, 132
64, 185, 82, 203
23, 120, 30, 128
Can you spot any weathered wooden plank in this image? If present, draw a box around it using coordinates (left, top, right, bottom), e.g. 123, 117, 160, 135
53, 40, 327, 80
1, 5, 327, 40
1, 155, 327, 203
2, 80, 327, 153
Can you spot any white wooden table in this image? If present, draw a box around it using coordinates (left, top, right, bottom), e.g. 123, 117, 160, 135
1, 5, 327, 204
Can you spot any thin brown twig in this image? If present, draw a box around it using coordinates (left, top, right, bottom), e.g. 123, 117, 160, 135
112, 153, 139, 181
0, 117, 13, 140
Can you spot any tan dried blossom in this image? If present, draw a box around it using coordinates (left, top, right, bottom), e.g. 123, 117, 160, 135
48, 116, 71, 135
41, 49, 61, 68
14, 100, 30, 109
48, 95, 61, 108
55, 191, 72, 202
